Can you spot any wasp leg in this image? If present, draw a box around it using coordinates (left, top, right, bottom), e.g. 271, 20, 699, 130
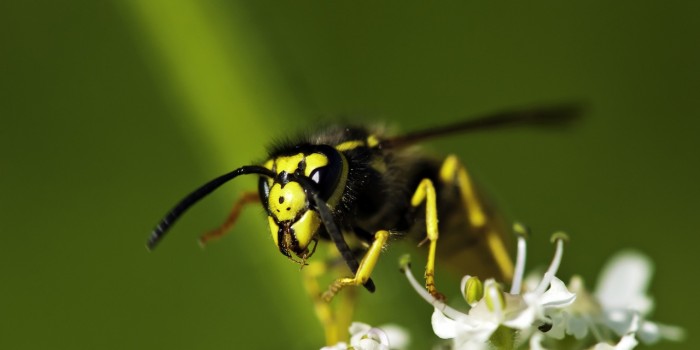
439, 155, 514, 281
322, 230, 390, 302
198, 191, 259, 246
303, 259, 357, 345
411, 178, 443, 298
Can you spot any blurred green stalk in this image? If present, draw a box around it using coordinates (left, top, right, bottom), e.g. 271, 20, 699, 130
125, 0, 310, 344
125, 0, 296, 164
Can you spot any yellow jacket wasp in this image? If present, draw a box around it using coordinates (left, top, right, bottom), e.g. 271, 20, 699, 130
147, 104, 580, 341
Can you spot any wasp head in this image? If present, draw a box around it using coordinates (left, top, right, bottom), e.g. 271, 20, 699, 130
259, 146, 345, 265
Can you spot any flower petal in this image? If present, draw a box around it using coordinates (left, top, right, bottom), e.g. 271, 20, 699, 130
378, 324, 410, 349
455, 321, 499, 344
503, 304, 535, 329
615, 332, 640, 350
594, 251, 653, 314
349, 322, 373, 337
636, 320, 685, 345
540, 277, 577, 308
566, 314, 589, 339
321, 342, 348, 350
546, 312, 567, 340
654, 322, 686, 343
453, 337, 489, 350
357, 337, 388, 350
529, 333, 548, 350
431, 308, 458, 339
602, 310, 636, 338
590, 332, 638, 350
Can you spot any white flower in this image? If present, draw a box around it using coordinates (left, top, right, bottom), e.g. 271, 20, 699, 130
321, 322, 409, 350
401, 229, 575, 349
399, 223, 684, 349
594, 251, 685, 344
530, 250, 685, 349
530, 314, 640, 350
589, 333, 638, 350
588, 314, 639, 350
502, 234, 576, 331
430, 279, 503, 348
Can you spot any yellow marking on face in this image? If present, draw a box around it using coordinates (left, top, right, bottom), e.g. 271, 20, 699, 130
335, 140, 365, 152
268, 182, 306, 221
274, 153, 305, 174
366, 135, 379, 148
268, 216, 279, 246
304, 153, 328, 177
263, 159, 275, 187
263, 159, 274, 171
290, 210, 321, 250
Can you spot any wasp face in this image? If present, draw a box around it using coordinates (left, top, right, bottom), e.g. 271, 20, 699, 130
259, 146, 346, 264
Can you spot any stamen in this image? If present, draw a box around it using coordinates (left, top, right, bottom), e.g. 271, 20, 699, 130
510, 222, 530, 295
460, 275, 483, 307
400, 255, 464, 320
535, 232, 568, 295
484, 280, 505, 317
613, 313, 641, 349
627, 313, 640, 334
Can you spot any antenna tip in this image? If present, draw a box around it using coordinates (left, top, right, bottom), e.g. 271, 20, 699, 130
146, 229, 162, 251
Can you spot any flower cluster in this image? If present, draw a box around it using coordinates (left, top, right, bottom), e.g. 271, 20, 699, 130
399, 225, 684, 349
321, 225, 683, 350
321, 322, 409, 350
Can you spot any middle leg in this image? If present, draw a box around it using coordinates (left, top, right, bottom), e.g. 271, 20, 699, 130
410, 178, 443, 298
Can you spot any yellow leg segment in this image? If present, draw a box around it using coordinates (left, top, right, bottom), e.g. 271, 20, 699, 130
439, 155, 514, 281
440, 155, 486, 228
411, 178, 442, 298
322, 230, 390, 302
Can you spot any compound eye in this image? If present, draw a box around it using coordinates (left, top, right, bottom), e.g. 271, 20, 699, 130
310, 167, 323, 184
308, 145, 343, 201
258, 177, 271, 207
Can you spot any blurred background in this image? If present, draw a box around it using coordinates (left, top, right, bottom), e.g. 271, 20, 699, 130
1, 1, 698, 349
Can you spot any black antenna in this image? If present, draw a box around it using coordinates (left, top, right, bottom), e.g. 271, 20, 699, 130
293, 175, 376, 292
147, 165, 275, 250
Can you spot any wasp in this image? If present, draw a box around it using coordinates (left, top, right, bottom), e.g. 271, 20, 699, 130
148, 104, 580, 343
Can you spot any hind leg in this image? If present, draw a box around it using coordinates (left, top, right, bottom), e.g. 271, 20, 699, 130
439, 155, 513, 281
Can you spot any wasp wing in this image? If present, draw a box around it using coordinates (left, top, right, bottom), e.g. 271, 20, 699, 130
383, 103, 583, 148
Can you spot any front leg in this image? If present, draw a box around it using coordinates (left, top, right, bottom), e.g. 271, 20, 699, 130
322, 230, 390, 302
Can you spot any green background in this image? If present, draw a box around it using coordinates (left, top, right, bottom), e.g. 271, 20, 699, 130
1, 1, 698, 349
